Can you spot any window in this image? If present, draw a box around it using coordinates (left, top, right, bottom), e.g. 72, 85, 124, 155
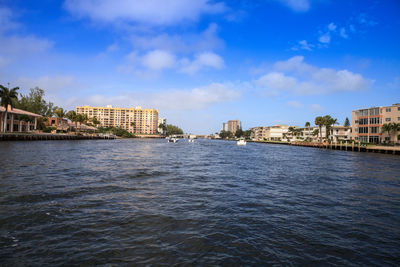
398, 117, 400, 121
359, 118, 368, 125
358, 127, 368, 133
369, 117, 380, 124
398, 107, 400, 111
386, 108, 391, 112
369, 136, 380, 143
369, 108, 380, 116
370, 127, 379, 133
386, 118, 391, 122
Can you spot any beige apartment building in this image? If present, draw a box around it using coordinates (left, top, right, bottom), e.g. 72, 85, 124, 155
352, 103, 400, 143
76, 105, 159, 134
250, 125, 292, 141
221, 120, 241, 133
229, 120, 241, 133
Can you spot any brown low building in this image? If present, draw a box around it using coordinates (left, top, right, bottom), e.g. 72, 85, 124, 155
45, 117, 70, 132
0, 105, 41, 132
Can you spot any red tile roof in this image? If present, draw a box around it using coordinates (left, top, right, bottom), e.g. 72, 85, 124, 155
0, 106, 42, 117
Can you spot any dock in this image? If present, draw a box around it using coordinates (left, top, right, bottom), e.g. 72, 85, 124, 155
289, 141, 400, 155
0, 133, 116, 141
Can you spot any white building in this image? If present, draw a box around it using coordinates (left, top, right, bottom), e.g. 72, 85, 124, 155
158, 118, 166, 135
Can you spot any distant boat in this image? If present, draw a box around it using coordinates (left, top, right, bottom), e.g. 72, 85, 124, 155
237, 139, 247, 146
168, 138, 178, 143
188, 139, 194, 143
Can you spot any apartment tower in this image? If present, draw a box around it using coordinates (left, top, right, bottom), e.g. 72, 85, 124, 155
76, 105, 159, 134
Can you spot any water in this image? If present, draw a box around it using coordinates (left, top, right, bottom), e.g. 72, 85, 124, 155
0, 139, 399, 266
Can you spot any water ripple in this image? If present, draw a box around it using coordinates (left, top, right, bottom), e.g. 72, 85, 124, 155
1, 139, 400, 265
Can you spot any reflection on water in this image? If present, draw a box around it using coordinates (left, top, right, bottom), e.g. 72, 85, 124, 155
0, 139, 399, 265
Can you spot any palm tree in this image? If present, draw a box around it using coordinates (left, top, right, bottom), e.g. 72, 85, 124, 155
385, 122, 400, 143
55, 108, 66, 120
0, 84, 19, 132
66, 110, 77, 132
305, 121, 311, 137
315, 116, 324, 142
323, 115, 338, 139
75, 113, 87, 132
391, 123, 400, 142
381, 123, 391, 143
92, 116, 100, 127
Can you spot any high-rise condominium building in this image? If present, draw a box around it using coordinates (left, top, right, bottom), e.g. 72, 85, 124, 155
352, 103, 400, 143
76, 105, 159, 134
222, 120, 241, 133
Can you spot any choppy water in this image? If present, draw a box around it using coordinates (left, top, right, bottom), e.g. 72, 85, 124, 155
0, 139, 399, 266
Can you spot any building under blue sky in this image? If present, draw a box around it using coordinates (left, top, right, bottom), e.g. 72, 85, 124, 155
0, 0, 399, 133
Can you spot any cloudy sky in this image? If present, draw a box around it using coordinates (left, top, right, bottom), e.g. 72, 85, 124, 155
0, 0, 399, 133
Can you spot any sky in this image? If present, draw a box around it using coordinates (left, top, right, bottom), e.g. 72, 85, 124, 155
0, 0, 399, 134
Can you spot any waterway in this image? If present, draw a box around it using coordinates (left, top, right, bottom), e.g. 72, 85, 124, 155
1, 139, 399, 265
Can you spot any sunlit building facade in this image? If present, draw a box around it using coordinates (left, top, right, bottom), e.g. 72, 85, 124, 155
352, 103, 400, 143
76, 105, 159, 134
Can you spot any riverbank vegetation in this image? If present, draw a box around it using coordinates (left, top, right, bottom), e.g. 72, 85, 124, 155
165, 124, 183, 136
97, 127, 135, 138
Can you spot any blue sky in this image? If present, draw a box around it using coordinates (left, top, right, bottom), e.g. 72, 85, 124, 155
0, 0, 399, 134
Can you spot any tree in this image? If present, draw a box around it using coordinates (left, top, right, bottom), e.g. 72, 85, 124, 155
315, 116, 324, 142
323, 115, 338, 138
158, 122, 166, 135
305, 122, 311, 128
344, 117, 350, 127
14, 87, 58, 117
243, 130, 252, 139
55, 108, 66, 119
391, 123, 400, 142
165, 124, 183, 136
312, 129, 319, 138
92, 116, 100, 127
0, 84, 19, 132
219, 130, 232, 139
66, 110, 77, 131
235, 128, 244, 138
383, 122, 400, 143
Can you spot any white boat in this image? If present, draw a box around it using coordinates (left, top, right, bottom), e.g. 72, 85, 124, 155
188, 139, 194, 143
237, 139, 247, 146
168, 137, 178, 143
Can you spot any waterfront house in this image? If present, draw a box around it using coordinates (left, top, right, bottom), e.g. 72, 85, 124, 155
329, 126, 352, 143
45, 117, 70, 132
0, 105, 41, 132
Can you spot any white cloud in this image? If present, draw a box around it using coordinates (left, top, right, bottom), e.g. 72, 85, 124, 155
106, 43, 119, 52
256, 72, 297, 90
120, 50, 224, 74
180, 52, 224, 74
310, 104, 322, 112
64, 0, 226, 26
318, 33, 331, 44
327, 22, 337, 31
130, 23, 224, 54
256, 56, 373, 95
80, 82, 240, 110
0, 35, 53, 68
292, 40, 314, 51
0, 7, 19, 33
15, 75, 76, 93
278, 0, 310, 12
141, 50, 176, 70
286, 101, 303, 108
340, 28, 348, 39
